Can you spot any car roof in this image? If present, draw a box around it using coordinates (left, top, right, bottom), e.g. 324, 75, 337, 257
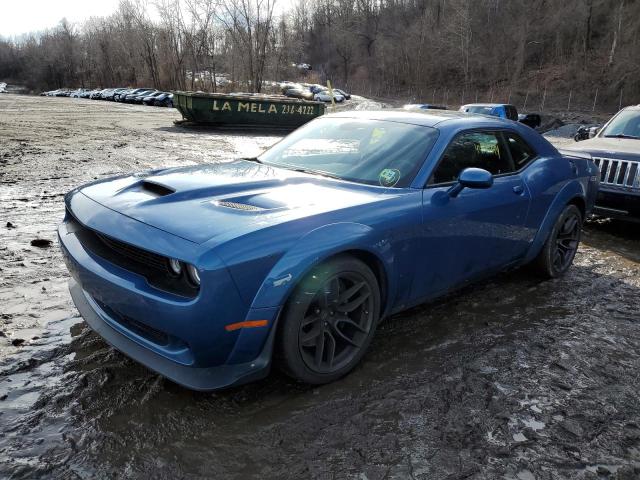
404, 104, 448, 109
461, 103, 514, 108
327, 109, 516, 129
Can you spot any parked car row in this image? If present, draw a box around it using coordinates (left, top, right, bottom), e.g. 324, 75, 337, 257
40, 87, 174, 107
279, 82, 351, 103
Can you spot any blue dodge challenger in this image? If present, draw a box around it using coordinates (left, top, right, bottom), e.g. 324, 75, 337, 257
59, 110, 599, 390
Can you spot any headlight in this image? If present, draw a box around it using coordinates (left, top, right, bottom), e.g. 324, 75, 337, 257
186, 264, 200, 286
168, 258, 182, 275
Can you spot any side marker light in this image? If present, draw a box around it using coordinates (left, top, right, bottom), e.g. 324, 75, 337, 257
224, 320, 269, 332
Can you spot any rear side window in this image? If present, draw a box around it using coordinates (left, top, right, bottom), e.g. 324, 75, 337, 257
504, 133, 537, 169
430, 131, 514, 184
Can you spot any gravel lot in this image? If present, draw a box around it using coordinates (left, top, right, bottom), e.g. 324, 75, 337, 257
1, 95, 639, 479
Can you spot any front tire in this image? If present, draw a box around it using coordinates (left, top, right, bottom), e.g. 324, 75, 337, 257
277, 256, 380, 384
533, 204, 583, 278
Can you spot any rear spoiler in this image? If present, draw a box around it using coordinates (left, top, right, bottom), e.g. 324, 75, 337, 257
558, 149, 592, 161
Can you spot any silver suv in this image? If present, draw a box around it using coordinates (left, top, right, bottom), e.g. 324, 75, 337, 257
565, 105, 640, 222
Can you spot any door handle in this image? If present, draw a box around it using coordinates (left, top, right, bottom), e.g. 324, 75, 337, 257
513, 185, 524, 194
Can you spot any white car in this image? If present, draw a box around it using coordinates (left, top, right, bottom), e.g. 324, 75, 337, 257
314, 90, 345, 103
69, 89, 88, 98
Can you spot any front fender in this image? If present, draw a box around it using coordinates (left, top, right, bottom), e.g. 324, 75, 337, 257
225, 222, 394, 365
250, 222, 394, 311
523, 179, 586, 263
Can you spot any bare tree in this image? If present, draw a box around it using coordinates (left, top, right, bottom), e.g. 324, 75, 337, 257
216, 0, 277, 92
2, 0, 640, 110
608, 0, 624, 67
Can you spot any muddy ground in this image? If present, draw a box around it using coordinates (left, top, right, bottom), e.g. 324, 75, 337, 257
1, 95, 639, 479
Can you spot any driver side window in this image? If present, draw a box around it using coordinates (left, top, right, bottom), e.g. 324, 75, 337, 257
430, 131, 514, 185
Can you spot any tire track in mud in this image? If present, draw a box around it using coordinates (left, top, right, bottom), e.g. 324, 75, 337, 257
1, 95, 640, 479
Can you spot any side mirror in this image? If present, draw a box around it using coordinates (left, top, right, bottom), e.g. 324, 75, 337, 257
588, 126, 600, 138
448, 168, 493, 197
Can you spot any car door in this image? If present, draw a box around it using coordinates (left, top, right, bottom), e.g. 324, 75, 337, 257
411, 130, 531, 301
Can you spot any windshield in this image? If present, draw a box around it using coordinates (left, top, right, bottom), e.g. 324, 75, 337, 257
600, 109, 640, 139
257, 118, 439, 188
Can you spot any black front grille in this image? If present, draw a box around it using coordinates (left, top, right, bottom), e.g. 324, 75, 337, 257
95, 232, 168, 271
68, 210, 199, 298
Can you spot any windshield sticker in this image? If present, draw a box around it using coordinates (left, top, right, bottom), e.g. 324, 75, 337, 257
379, 168, 401, 187
369, 127, 386, 145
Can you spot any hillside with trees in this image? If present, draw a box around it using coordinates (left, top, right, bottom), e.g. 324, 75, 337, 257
0, 0, 638, 112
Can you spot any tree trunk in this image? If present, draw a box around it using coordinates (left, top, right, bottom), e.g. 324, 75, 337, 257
608, 0, 624, 66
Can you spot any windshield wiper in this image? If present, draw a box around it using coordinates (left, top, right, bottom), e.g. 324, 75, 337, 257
291, 167, 342, 180
604, 134, 640, 139
241, 156, 263, 163
261, 161, 345, 181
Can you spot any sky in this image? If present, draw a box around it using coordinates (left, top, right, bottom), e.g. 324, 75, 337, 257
0, 0, 122, 38
0, 0, 294, 39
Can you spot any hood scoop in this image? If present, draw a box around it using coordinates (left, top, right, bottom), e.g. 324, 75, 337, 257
80, 165, 383, 244
216, 200, 265, 212
140, 181, 175, 197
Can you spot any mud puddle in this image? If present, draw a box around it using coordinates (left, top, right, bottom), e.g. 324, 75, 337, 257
1, 96, 640, 479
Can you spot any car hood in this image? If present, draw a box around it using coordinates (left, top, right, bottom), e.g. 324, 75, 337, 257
564, 137, 640, 161
77, 160, 388, 244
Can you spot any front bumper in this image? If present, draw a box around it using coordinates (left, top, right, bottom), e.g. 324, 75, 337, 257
593, 187, 640, 222
69, 279, 276, 391
60, 192, 281, 390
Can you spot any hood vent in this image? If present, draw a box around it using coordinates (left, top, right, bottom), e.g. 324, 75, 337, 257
216, 200, 264, 212
141, 181, 175, 197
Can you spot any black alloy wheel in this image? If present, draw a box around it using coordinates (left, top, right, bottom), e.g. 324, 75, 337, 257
278, 256, 380, 384
533, 204, 583, 278
553, 211, 581, 272
299, 272, 374, 373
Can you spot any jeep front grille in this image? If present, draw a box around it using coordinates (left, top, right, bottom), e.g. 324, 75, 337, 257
593, 157, 640, 189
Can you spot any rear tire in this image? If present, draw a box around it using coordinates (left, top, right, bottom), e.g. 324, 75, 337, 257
277, 255, 380, 384
533, 204, 583, 278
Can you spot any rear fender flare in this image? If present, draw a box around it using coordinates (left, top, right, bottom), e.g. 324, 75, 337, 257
523, 180, 586, 263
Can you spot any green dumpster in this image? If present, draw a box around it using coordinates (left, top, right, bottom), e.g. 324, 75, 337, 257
173, 91, 325, 128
